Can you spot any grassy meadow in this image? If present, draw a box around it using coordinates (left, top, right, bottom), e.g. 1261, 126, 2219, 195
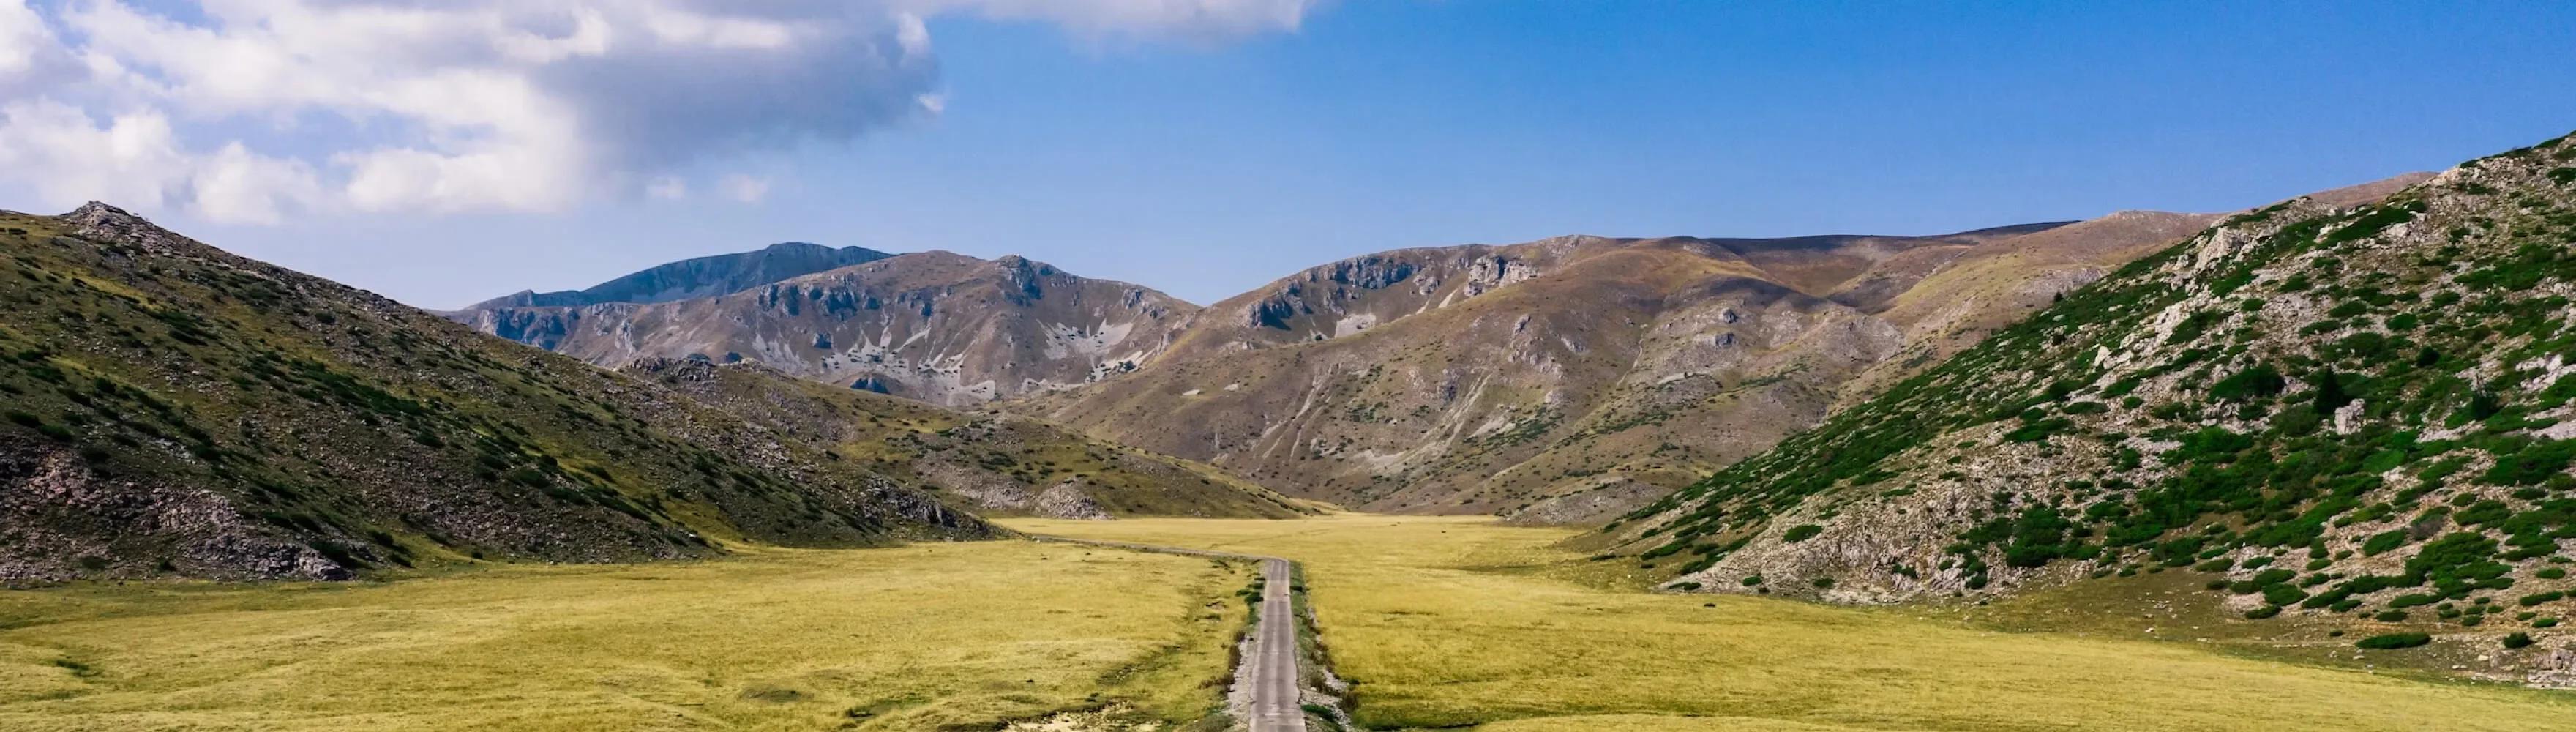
0, 542, 1251, 731
1003, 515, 2576, 731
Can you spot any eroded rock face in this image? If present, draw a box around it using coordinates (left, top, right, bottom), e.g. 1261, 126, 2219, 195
454, 252, 1197, 406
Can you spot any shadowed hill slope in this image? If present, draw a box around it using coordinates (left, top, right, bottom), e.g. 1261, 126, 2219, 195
624, 357, 1320, 520
0, 204, 990, 582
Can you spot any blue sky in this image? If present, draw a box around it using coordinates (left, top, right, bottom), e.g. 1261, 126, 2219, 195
6, 1, 2575, 308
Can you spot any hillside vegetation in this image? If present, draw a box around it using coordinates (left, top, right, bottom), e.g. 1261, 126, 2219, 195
0, 203, 987, 582
1614, 130, 2576, 673
626, 357, 1319, 519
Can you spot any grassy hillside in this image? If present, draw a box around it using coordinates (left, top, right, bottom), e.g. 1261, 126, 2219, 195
626, 357, 1321, 519
1011, 515, 2576, 731
0, 542, 1251, 731
0, 203, 987, 582
1609, 130, 2576, 671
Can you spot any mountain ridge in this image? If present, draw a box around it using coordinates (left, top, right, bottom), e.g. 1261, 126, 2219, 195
1014, 212, 2296, 520
452, 250, 1199, 406
459, 240, 896, 311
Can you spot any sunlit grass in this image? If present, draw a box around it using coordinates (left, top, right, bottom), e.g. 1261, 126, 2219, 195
0, 542, 1249, 731
1005, 515, 2576, 731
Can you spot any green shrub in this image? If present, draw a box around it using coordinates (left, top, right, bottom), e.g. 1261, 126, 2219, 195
1782, 524, 1824, 543
2375, 610, 2409, 622
2361, 530, 2410, 556
2210, 364, 2287, 402
2539, 567, 2568, 580
2505, 632, 2536, 649
2244, 605, 2283, 619
2263, 583, 2309, 607
2390, 594, 2438, 608
2356, 632, 2433, 650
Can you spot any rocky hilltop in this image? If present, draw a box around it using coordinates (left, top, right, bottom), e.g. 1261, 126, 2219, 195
0, 204, 991, 582
1614, 130, 2576, 646
454, 251, 1197, 406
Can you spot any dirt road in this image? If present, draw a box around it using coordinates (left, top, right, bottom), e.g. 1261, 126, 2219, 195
1032, 537, 1307, 731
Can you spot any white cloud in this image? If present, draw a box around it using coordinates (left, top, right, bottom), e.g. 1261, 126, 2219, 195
0, 0, 49, 77
0, 0, 1325, 224
718, 174, 771, 204
915, 0, 1325, 39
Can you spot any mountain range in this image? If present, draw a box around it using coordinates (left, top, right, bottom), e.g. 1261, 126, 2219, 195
451, 180, 2422, 522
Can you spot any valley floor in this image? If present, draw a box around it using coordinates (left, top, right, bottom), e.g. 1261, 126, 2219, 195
1003, 515, 2576, 731
8, 515, 2575, 731
0, 542, 1250, 731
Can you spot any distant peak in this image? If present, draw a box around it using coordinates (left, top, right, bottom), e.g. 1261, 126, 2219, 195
762, 241, 824, 252
64, 201, 147, 226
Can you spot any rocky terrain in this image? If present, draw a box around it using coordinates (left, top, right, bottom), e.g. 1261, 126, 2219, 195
625, 357, 1317, 520
454, 251, 1197, 406
0, 204, 993, 583
1017, 218, 2269, 519
1613, 130, 2576, 647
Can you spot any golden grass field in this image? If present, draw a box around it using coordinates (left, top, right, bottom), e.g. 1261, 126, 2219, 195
1003, 515, 2576, 731
0, 542, 1251, 732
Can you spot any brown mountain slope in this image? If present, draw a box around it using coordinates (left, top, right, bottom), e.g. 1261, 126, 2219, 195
1014, 219, 2216, 520
454, 252, 1198, 406
0, 204, 989, 582
624, 357, 1319, 519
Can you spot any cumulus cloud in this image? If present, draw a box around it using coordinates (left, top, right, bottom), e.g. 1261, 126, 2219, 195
0, 0, 1323, 224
